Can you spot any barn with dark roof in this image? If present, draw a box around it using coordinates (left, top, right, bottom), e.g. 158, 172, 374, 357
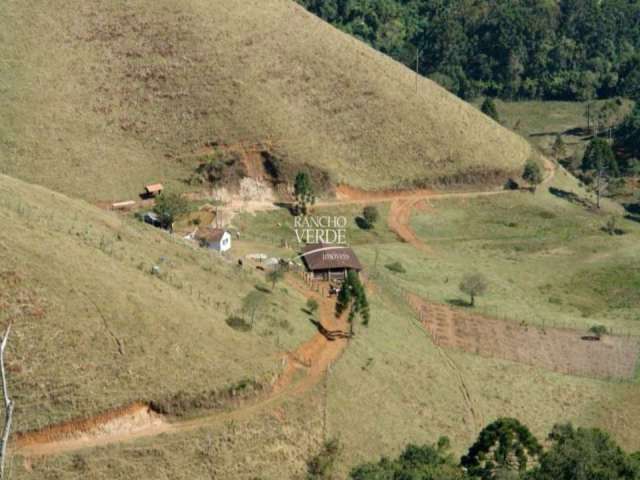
301, 243, 362, 281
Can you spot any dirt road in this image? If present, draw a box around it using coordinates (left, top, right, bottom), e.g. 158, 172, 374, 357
15, 275, 348, 457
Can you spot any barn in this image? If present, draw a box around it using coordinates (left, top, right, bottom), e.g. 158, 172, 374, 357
301, 243, 362, 281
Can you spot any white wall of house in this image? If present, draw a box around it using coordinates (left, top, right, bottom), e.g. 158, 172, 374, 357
209, 231, 232, 252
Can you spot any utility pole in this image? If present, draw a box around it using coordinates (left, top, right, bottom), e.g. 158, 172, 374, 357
415, 48, 421, 94
0, 324, 13, 480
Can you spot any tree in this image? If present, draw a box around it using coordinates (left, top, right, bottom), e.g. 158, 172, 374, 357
616, 103, 640, 167
528, 423, 639, 480
362, 205, 379, 229
522, 160, 543, 190
153, 192, 189, 230
267, 267, 285, 291
294, 171, 315, 215
461, 418, 542, 480
581, 138, 619, 208
551, 135, 566, 161
306, 298, 319, 316
481, 98, 500, 122
242, 291, 267, 326
350, 437, 467, 480
335, 271, 370, 332
589, 324, 608, 339
459, 273, 488, 307
582, 138, 618, 174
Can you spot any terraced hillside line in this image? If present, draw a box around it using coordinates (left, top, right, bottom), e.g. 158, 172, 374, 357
15, 275, 348, 458
409, 294, 640, 380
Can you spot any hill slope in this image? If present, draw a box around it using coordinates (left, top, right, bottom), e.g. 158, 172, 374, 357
0, 173, 313, 432
1, 0, 532, 202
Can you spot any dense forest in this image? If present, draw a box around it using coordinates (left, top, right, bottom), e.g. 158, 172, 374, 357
297, 0, 640, 101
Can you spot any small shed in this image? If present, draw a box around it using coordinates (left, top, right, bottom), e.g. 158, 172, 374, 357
301, 243, 362, 281
195, 227, 232, 252
143, 183, 164, 198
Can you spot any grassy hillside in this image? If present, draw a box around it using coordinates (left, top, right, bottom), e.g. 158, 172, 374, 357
1, 0, 531, 202
0, 173, 314, 432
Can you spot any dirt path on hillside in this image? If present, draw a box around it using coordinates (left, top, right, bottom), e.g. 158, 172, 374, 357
406, 294, 483, 433
388, 198, 432, 253
15, 275, 348, 458
333, 157, 557, 251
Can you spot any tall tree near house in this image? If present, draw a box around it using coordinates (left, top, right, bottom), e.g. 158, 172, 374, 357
294, 171, 315, 215
153, 191, 189, 230
335, 271, 369, 333
459, 273, 488, 307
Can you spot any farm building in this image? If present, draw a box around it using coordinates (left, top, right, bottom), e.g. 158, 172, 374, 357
301, 243, 362, 281
142, 183, 164, 198
193, 227, 232, 252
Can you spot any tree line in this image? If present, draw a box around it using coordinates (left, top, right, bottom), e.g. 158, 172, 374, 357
308, 418, 640, 479
298, 0, 640, 101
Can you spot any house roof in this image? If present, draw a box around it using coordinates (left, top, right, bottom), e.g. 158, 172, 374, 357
145, 183, 164, 193
301, 243, 362, 271
195, 227, 227, 243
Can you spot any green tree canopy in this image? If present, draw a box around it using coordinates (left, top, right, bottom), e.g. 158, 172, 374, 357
581, 138, 619, 176
461, 418, 542, 480
153, 192, 189, 229
294, 171, 315, 215
336, 271, 370, 331
523, 160, 543, 186
350, 438, 467, 480
481, 98, 500, 122
616, 103, 640, 166
528, 423, 639, 480
299, 0, 640, 101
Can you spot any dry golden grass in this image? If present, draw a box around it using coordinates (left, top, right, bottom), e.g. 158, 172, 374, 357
1, 0, 531, 202
0, 173, 315, 433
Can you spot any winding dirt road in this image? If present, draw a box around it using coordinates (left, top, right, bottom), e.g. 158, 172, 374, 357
15, 275, 348, 457
20, 158, 557, 457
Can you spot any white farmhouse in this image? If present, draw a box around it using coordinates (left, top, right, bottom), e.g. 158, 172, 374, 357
193, 227, 232, 252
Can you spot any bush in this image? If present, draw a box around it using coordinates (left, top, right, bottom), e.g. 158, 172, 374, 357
481, 97, 499, 122
385, 261, 406, 274
306, 298, 319, 314
523, 160, 543, 186
362, 205, 379, 227
589, 324, 608, 338
225, 316, 252, 332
